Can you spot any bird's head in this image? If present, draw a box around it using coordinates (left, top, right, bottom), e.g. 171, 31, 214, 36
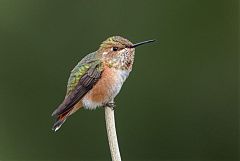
99, 36, 134, 58
98, 36, 155, 69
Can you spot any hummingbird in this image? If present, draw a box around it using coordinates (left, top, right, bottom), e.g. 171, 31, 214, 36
51, 36, 155, 131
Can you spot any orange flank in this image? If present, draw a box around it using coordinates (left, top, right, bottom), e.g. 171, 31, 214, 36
83, 65, 117, 104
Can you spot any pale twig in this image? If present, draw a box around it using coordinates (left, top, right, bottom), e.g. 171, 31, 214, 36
105, 106, 122, 161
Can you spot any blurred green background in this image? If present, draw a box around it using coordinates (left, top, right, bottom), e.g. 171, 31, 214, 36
0, 0, 238, 161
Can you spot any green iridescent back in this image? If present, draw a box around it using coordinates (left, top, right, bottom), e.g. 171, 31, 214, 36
66, 52, 101, 96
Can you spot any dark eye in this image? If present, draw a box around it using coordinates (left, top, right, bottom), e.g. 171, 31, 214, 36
112, 47, 118, 51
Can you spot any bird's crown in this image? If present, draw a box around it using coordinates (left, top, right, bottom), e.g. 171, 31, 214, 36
99, 36, 133, 50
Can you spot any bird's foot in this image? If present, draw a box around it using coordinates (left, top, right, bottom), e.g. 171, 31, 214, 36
104, 102, 116, 110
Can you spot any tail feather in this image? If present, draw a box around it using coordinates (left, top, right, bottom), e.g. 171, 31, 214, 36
52, 118, 66, 132
52, 110, 70, 132
51, 101, 83, 132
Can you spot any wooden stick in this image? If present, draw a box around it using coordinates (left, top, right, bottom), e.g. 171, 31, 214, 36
105, 107, 122, 161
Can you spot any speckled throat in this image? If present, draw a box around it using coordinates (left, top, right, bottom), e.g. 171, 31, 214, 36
102, 50, 135, 71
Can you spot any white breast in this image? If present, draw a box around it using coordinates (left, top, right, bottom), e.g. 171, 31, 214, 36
115, 69, 130, 84
109, 69, 129, 98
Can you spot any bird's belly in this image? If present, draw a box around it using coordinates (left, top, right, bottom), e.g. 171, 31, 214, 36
82, 67, 129, 110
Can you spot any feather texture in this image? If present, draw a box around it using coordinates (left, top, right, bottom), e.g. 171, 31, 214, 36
52, 60, 103, 116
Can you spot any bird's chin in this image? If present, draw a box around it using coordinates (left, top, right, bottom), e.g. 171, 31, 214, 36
121, 48, 134, 55
128, 48, 135, 55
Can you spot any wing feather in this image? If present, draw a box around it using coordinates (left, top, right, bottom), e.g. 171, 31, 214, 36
52, 61, 103, 116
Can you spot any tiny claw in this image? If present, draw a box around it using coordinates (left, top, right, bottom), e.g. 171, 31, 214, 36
105, 102, 116, 110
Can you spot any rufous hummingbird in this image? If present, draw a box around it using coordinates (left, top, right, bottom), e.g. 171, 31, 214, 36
51, 36, 155, 131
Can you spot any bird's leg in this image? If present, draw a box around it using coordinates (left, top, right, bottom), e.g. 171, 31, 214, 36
104, 102, 116, 110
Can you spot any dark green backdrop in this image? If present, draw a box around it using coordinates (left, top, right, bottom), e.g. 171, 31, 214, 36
0, 0, 238, 161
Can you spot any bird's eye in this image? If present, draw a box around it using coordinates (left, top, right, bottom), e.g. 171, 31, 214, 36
112, 47, 118, 51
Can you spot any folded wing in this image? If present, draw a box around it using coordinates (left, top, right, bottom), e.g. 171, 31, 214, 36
52, 61, 103, 117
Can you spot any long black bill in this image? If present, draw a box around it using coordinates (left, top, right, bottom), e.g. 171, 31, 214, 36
131, 39, 155, 48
